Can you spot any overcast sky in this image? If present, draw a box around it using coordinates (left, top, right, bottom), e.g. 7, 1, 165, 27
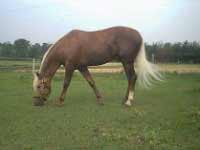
0, 0, 199, 43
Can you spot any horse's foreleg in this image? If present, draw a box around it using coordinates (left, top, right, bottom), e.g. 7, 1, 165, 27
123, 63, 137, 106
79, 67, 103, 105
57, 66, 74, 105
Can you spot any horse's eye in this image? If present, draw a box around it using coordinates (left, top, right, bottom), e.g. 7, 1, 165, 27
37, 85, 41, 88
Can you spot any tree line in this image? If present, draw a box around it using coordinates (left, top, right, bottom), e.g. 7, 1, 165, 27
0, 38, 200, 63
146, 41, 200, 63
0, 39, 51, 59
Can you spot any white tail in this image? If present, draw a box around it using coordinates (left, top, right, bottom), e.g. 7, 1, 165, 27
134, 41, 162, 88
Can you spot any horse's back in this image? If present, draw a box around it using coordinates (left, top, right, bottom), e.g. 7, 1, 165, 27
55, 26, 143, 66
73, 26, 142, 52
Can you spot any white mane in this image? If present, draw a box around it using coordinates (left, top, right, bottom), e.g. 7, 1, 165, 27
33, 34, 65, 92
33, 44, 54, 92
39, 34, 65, 72
39, 44, 54, 72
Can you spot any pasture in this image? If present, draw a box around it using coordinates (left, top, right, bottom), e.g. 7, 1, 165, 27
0, 60, 200, 149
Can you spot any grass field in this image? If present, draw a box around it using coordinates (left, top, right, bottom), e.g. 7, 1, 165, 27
0, 70, 200, 149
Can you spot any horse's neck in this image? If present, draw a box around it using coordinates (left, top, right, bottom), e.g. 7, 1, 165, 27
39, 55, 60, 81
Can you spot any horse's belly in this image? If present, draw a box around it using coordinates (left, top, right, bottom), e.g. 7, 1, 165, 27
85, 56, 113, 66
81, 51, 117, 66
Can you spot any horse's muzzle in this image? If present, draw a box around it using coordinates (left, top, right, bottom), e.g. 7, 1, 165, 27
33, 96, 47, 106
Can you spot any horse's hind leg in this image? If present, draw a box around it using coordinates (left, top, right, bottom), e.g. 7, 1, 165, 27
122, 62, 137, 106
79, 67, 103, 105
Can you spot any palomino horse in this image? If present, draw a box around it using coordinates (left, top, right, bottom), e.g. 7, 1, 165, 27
33, 26, 161, 106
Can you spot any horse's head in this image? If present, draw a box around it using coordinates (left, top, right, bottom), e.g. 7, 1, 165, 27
33, 72, 51, 99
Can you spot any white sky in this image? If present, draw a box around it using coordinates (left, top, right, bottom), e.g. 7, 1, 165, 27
0, 0, 200, 43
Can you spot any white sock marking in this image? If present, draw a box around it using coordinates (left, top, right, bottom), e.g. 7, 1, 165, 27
125, 91, 134, 106
128, 91, 134, 100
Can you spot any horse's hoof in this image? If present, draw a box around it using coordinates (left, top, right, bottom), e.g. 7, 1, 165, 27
124, 100, 133, 107
56, 101, 64, 106
55, 102, 64, 107
97, 97, 104, 105
97, 101, 104, 106
55, 103, 64, 107
55, 99, 64, 106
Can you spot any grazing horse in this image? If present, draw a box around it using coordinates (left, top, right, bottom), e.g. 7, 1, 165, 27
33, 26, 161, 106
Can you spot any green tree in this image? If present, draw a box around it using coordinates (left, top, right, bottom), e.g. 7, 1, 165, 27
42, 43, 51, 53
14, 39, 30, 57
0, 42, 15, 57
29, 43, 42, 58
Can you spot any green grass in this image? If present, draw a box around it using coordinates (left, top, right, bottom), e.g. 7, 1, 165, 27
0, 59, 40, 71
0, 71, 200, 150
